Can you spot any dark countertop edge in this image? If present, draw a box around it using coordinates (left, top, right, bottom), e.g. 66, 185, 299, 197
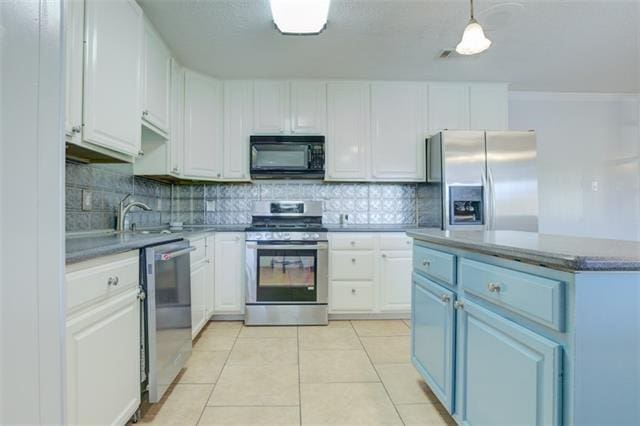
65, 234, 182, 265
406, 231, 640, 272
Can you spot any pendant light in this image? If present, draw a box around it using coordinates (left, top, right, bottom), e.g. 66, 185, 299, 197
456, 0, 492, 55
270, 0, 331, 35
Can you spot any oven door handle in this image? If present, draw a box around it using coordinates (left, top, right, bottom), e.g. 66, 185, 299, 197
156, 246, 196, 261
246, 243, 328, 250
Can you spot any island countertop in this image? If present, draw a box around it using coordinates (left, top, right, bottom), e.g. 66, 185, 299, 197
406, 229, 640, 272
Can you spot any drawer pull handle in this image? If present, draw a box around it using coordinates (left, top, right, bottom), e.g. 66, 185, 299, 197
487, 282, 501, 293
454, 301, 464, 310
351, 288, 356, 294
421, 259, 430, 268
107, 276, 119, 286
440, 294, 451, 303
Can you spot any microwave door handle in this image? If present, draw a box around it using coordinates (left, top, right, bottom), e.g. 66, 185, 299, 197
156, 246, 196, 261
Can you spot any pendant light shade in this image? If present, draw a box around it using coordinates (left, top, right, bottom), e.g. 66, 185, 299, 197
456, 0, 492, 55
270, 0, 331, 35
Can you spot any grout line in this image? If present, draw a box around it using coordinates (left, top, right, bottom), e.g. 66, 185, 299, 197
297, 326, 303, 426
194, 324, 242, 425
349, 320, 407, 426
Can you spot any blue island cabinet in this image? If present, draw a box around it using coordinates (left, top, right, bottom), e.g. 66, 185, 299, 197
410, 238, 640, 426
411, 273, 456, 412
458, 300, 562, 425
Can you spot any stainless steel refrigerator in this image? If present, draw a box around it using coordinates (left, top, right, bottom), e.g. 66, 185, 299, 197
427, 130, 538, 232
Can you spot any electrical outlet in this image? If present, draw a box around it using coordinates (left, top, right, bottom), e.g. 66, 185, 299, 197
82, 190, 92, 211
206, 200, 216, 212
591, 180, 599, 192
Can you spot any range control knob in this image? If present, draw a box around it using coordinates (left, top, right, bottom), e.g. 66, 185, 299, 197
312, 233, 320, 240
264, 233, 272, 240
254, 233, 262, 240
302, 233, 310, 240
283, 233, 291, 240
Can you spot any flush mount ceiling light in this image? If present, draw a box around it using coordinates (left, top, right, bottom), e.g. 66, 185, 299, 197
270, 0, 331, 35
456, 0, 492, 55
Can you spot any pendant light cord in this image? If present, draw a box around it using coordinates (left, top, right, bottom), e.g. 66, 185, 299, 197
470, 0, 475, 20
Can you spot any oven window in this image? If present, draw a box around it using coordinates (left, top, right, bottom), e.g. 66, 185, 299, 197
252, 145, 308, 169
256, 248, 317, 302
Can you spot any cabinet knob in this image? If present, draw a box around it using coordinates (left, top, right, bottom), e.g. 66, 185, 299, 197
440, 294, 451, 303
351, 288, 356, 294
351, 258, 356, 263
217, 173, 222, 178
137, 286, 146, 300
107, 276, 119, 286
142, 110, 149, 116
381, 253, 387, 258
421, 259, 430, 268
71, 125, 81, 134
172, 167, 179, 173
454, 301, 464, 310
405, 240, 411, 245
350, 241, 356, 245
487, 282, 501, 293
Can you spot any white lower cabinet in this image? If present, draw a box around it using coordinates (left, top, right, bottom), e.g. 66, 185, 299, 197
65, 252, 141, 426
379, 250, 412, 312
190, 260, 208, 338
329, 232, 412, 315
214, 233, 245, 314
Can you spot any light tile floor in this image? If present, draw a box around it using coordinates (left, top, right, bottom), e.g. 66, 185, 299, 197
140, 320, 456, 425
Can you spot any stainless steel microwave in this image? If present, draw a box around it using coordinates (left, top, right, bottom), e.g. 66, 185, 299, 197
250, 135, 325, 179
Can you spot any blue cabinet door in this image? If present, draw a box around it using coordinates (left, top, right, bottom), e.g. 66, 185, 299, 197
411, 273, 455, 413
458, 299, 562, 426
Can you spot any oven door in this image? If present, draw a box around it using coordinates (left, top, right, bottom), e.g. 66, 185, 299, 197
246, 242, 328, 304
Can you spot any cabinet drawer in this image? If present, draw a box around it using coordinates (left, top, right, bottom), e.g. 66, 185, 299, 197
66, 251, 139, 312
459, 258, 564, 331
331, 252, 375, 280
189, 238, 207, 264
413, 245, 455, 286
330, 281, 374, 312
331, 234, 375, 250
380, 233, 413, 250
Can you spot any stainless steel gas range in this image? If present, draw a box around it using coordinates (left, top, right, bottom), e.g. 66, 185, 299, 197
245, 200, 328, 325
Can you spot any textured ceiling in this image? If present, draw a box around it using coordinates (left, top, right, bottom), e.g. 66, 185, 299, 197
138, 0, 640, 93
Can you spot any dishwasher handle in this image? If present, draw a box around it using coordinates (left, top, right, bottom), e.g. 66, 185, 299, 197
156, 246, 196, 261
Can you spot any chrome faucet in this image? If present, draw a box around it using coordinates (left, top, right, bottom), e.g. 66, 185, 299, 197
117, 193, 152, 232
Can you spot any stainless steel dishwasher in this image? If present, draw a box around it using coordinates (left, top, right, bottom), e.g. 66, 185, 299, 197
142, 239, 194, 403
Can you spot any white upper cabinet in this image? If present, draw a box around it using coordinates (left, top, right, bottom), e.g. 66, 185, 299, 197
83, 0, 144, 157
64, 0, 84, 144
290, 81, 327, 134
370, 82, 427, 181
170, 60, 185, 176
253, 80, 289, 134
142, 20, 171, 134
223, 81, 252, 180
469, 83, 509, 130
326, 82, 370, 181
183, 70, 223, 178
428, 83, 470, 135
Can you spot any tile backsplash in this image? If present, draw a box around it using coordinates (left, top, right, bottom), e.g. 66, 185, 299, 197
65, 161, 441, 233
65, 161, 171, 232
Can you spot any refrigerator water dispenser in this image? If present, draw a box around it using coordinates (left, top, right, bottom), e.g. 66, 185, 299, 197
449, 186, 483, 225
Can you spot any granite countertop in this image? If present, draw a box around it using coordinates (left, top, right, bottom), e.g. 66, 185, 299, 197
66, 225, 248, 264
406, 229, 640, 272
326, 224, 425, 232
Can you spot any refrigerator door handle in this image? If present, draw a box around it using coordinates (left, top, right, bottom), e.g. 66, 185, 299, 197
482, 170, 490, 230
487, 167, 496, 230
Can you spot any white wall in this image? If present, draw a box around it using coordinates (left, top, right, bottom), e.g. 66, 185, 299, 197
510, 92, 640, 241
1, 0, 66, 423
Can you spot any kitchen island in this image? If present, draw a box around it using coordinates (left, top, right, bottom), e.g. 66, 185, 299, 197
406, 229, 640, 426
